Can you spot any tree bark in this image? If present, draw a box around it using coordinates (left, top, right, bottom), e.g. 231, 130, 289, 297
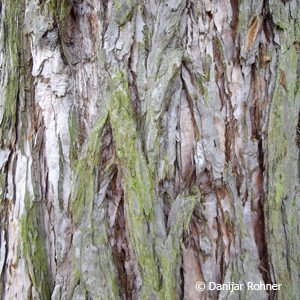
0, 0, 299, 299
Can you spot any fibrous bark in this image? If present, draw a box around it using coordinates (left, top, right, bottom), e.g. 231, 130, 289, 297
0, 0, 299, 299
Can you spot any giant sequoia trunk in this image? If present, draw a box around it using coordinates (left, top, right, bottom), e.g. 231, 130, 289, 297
0, 0, 299, 299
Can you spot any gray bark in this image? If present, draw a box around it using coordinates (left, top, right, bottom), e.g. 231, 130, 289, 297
0, 0, 299, 299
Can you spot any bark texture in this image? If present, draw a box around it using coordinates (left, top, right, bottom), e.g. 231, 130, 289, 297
0, 0, 299, 299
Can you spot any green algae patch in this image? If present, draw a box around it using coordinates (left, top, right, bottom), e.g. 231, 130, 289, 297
267, 46, 300, 299
158, 187, 201, 299
113, 0, 135, 26
0, 0, 24, 147
20, 192, 51, 300
38, 0, 71, 30
108, 72, 204, 299
71, 110, 109, 227
70, 108, 120, 299
109, 72, 160, 297
68, 109, 82, 168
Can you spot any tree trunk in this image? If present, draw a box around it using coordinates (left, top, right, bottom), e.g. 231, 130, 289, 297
0, 0, 299, 299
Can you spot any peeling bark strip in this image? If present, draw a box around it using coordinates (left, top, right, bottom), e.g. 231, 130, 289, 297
0, 0, 299, 299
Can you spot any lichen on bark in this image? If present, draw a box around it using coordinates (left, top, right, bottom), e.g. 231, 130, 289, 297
0, 0, 300, 299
